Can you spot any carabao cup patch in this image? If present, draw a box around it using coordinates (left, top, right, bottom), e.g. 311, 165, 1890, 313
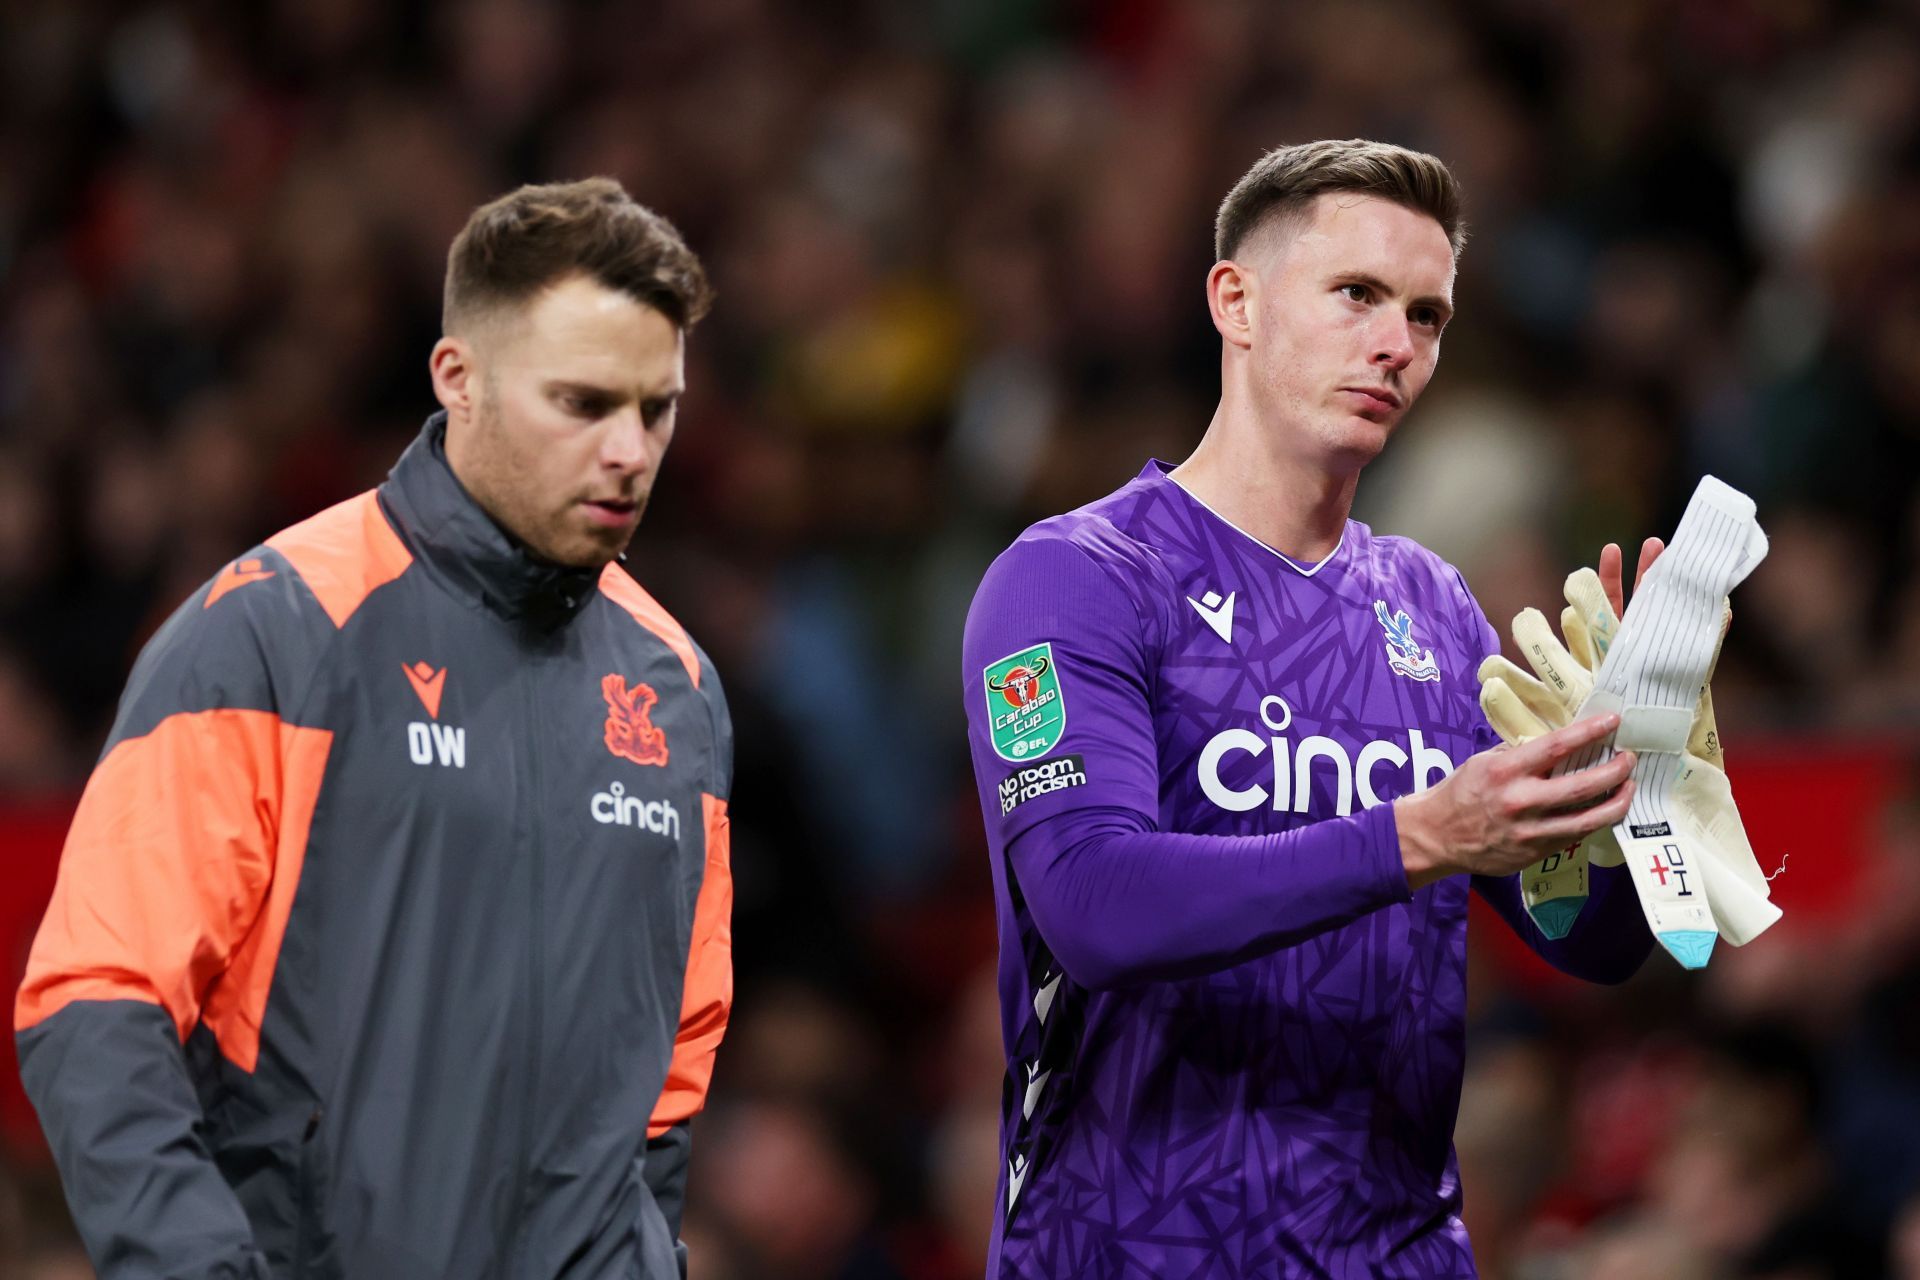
983, 642, 1066, 762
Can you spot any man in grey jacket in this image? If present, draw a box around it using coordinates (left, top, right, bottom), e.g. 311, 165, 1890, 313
17, 177, 734, 1279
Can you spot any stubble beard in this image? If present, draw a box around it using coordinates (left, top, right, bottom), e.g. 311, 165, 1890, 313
463, 392, 625, 569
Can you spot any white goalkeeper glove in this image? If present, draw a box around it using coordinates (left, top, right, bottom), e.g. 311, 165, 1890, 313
1476, 569, 1775, 945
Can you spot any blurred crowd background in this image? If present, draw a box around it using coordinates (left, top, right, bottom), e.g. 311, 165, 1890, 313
3, 0, 1920, 1276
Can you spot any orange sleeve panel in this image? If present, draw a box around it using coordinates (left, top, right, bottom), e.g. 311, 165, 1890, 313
15, 711, 332, 1073
267, 490, 412, 629
648, 794, 733, 1137
599, 565, 702, 689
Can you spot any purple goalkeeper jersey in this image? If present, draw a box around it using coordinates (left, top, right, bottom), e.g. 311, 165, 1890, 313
961, 461, 1652, 1279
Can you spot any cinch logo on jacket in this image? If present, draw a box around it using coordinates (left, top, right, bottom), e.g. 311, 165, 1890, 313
603, 673, 669, 766
590, 782, 682, 836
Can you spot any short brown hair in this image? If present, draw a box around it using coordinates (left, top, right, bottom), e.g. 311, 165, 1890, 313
444, 177, 713, 333
1214, 139, 1466, 262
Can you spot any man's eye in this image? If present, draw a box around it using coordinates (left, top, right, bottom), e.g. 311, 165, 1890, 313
643, 399, 675, 427
1413, 308, 1438, 328
1341, 283, 1370, 303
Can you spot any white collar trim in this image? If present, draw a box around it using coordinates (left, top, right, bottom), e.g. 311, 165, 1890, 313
1166, 474, 1348, 578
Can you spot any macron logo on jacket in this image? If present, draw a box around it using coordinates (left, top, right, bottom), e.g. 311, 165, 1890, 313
403, 661, 464, 767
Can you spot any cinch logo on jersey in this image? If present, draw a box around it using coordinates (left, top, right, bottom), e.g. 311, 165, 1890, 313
1197, 694, 1457, 816
999, 755, 1088, 816
590, 781, 682, 837
1374, 600, 1441, 682
984, 643, 1066, 762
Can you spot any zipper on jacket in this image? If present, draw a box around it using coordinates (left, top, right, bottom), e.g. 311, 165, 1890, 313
504, 663, 547, 1273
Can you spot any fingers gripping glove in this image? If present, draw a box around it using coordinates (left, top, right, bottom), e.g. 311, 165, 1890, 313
1478, 597, 1626, 942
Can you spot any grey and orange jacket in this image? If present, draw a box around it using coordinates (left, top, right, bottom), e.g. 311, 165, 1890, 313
16, 415, 734, 1279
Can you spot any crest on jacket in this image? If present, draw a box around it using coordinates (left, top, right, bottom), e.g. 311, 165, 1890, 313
602, 674, 670, 766
1373, 600, 1441, 682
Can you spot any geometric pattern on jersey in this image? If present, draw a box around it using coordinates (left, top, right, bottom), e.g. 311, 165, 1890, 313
965, 462, 1501, 1278
965, 461, 1652, 1277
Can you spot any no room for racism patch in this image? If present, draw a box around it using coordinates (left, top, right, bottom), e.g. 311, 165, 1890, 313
998, 755, 1088, 816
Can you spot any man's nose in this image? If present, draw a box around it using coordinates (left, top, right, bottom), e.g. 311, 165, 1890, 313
600, 409, 647, 471
1371, 315, 1414, 371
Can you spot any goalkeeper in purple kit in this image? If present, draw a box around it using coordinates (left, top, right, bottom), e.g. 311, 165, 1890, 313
961, 140, 1660, 1278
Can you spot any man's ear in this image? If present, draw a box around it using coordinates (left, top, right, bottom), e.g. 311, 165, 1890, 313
1208, 260, 1255, 351
429, 336, 478, 420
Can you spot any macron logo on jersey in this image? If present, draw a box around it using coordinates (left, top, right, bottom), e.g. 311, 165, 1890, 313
1187, 589, 1236, 644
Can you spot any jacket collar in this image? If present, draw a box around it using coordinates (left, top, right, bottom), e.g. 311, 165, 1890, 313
379, 412, 602, 628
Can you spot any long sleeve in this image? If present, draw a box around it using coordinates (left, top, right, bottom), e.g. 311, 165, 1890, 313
1007, 802, 1408, 990
964, 533, 1412, 994
13, 579, 321, 1278
1453, 577, 1654, 983
1471, 865, 1653, 984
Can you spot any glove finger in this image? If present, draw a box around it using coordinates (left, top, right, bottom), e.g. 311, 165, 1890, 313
1479, 651, 1572, 729
1479, 674, 1553, 744
1513, 607, 1592, 707
1562, 606, 1598, 672
1689, 687, 1723, 767
1564, 567, 1619, 659
1686, 598, 1731, 764
1699, 858, 1781, 946
1669, 758, 1780, 945
1674, 757, 1763, 889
